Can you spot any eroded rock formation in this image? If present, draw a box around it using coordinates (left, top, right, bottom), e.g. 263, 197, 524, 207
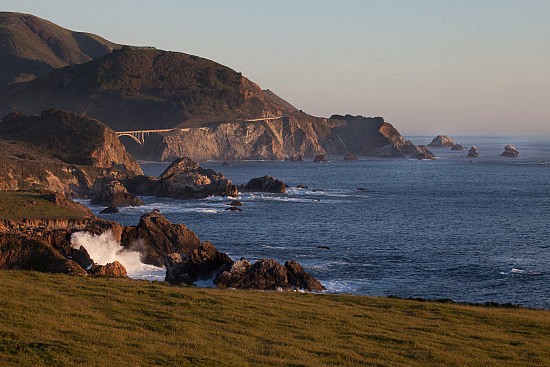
501, 144, 519, 158
241, 176, 286, 193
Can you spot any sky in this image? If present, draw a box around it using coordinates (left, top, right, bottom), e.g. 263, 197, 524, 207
2, 0, 549, 135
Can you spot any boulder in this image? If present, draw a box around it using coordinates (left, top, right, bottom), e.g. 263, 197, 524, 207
428, 135, 454, 148
89, 260, 127, 277
91, 178, 143, 207
69, 246, 93, 270
451, 143, 465, 151
344, 154, 358, 161
314, 154, 328, 163
215, 258, 325, 292
120, 210, 202, 267
99, 206, 120, 214
164, 241, 234, 285
501, 144, 519, 158
468, 146, 479, 158
242, 175, 286, 193
124, 157, 238, 199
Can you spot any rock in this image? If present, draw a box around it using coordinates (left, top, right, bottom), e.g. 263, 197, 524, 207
284, 155, 304, 161
124, 157, 238, 199
120, 210, 202, 267
408, 145, 436, 160
344, 154, 358, 161
89, 260, 127, 277
164, 241, 233, 285
242, 175, 286, 193
501, 144, 519, 158
221, 161, 231, 166
316, 245, 331, 250
91, 178, 144, 207
467, 146, 479, 158
225, 206, 242, 212
69, 246, 93, 270
0, 233, 87, 276
314, 154, 328, 163
215, 258, 325, 292
226, 200, 243, 207
99, 206, 120, 214
285, 260, 326, 292
356, 187, 367, 191
428, 135, 454, 148
451, 143, 465, 151
296, 184, 308, 189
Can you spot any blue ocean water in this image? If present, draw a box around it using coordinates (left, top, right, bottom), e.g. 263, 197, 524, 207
89, 136, 550, 309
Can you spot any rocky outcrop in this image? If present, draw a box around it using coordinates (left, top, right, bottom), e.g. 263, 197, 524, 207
314, 154, 328, 163
0, 233, 87, 275
241, 176, 286, 193
90, 178, 143, 207
501, 144, 519, 158
451, 143, 465, 151
428, 135, 454, 148
0, 110, 142, 197
89, 261, 127, 278
377, 140, 435, 160
124, 157, 238, 200
468, 146, 479, 158
120, 210, 202, 267
164, 242, 233, 285
215, 258, 325, 292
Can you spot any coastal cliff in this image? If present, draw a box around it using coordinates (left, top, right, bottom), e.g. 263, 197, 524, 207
0, 109, 142, 196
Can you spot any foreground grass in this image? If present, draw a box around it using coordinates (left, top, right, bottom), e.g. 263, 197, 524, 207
0, 191, 87, 220
0, 271, 549, 366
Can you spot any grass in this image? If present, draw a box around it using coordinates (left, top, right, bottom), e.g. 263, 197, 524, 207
0, 191, 87, 220
0, 271, 549, 366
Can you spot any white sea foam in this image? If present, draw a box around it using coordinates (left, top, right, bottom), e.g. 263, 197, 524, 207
70, 231, 165, 280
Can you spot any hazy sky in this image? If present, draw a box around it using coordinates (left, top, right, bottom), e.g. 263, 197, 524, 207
2, 0, 549, 135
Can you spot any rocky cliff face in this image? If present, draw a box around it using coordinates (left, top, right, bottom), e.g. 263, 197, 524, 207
0, 12, 119, 86
0, 109, 142, 196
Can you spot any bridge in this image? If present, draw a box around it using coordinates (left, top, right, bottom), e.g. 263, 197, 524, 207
116, 129, 176, 144
115, 116, 289, 144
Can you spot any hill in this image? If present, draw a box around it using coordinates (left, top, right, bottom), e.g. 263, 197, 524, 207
0, 12, 119, 86
0, 15, 432, 161
1, 270, 549, 366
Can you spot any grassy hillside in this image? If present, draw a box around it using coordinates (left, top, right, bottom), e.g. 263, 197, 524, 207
0, 191, 89, 220
1, 271, 548, 366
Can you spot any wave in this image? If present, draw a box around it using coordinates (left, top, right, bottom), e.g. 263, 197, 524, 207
511, 268, 543, 276
70, 231, 165, 280
321, 280, 362, 294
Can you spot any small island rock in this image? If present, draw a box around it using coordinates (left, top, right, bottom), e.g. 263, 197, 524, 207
468, 146, 479, 158
428, 135, 455, 148
501, 144, 519, 158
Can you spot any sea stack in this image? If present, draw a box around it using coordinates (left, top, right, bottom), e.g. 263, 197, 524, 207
428, 135, 454, 148
467, 146, 479, 158
501, 144, 519, 158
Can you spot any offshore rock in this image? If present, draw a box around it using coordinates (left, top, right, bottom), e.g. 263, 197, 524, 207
501, 144, 519, 158
314, 154, 328, 163
451, 143, 465, 151
468, 146, 479, 158
89, 260, 127, 278
99, 206, 120, 214
91, 178, 143, 207
124, 157, 238, 200
215, 258, 325, 292
344, 154, 358, 160
242, 175, 286, 193
428, 135, 455, 148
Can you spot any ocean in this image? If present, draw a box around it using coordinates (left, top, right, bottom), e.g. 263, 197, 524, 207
84, 136, 550, 309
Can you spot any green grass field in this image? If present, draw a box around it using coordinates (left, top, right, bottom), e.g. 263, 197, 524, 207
0, 191, 88, 220
1, 271, 549, 366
